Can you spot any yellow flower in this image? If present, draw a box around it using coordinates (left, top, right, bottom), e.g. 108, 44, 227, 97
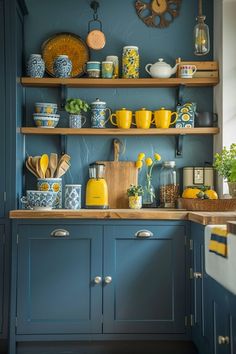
137, 152, 145, 161
154, 153, 161, 161
136, 160, 143, 169
145, 157, 153, 166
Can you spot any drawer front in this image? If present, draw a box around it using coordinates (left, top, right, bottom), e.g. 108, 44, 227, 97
16, 224, 103, 334
103, 224, 187, 334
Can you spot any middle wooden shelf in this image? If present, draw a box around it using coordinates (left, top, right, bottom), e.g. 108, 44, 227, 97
20, 127, 220, 136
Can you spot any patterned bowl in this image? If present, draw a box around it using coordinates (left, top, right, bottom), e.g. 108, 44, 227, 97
35, 102, 58, 114
33, 113, 60, 128
21, 191, 57, 210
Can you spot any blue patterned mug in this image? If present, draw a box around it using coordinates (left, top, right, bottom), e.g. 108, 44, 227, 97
69, 114, 86, 128
37, 178, 62, 208
53, 55, 72, 78
65, 184, 82, 209
21, 190, 57, 210
90, 99, 111, 128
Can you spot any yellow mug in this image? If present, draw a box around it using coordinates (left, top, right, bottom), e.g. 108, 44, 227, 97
132, 108, 154, 129
110, 108, 133, 129
154, 107, 178, 128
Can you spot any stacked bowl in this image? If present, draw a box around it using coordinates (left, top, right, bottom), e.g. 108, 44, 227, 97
33, 102, 60, 128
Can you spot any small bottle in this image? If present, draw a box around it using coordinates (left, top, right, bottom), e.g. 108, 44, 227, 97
26, 54, 45, 78
160, 161, 179, 208
122, 46, 139, 78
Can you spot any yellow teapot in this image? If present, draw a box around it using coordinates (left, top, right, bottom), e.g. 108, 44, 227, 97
154, 107, 178, 128
110, 108, 133, 129
133, 108, 154, 129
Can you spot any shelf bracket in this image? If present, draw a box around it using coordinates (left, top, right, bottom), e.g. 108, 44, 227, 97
176, 84, 185, 106
175, 135, 184, 158
60, 135, 67, 155
60, 85, 68, 109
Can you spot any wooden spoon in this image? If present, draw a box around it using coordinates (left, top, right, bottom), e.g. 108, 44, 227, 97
49, 153, 58, 178
25, 160, 38, 178
35, 158, 43, 178
55, 160, 70, 178
40, 154, 49, 179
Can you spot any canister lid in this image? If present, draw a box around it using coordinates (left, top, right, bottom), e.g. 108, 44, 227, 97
163, 161, 176, 168
123, 46, 139, 50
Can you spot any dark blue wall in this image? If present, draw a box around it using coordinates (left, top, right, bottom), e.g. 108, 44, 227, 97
23, 0, 214, 205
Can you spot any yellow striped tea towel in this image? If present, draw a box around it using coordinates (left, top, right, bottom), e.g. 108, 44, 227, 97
208, 226, 228, 258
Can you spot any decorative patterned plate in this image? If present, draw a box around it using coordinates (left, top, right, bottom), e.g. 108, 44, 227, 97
42, 32, 89, 78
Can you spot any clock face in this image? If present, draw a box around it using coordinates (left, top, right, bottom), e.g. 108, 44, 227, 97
135, 0, 182, 28
151, 0, 167, 15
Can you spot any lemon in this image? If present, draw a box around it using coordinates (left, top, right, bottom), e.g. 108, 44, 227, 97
204, 190, 218, 200
182, 188, 201, 199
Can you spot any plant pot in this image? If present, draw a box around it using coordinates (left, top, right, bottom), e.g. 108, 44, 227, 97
228, 182, 236, 198
128, 196, 142, 209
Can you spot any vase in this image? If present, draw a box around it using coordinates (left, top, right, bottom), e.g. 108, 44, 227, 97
65, 185, 82, 209
53, 55, 72, 78
128, 196, 142, 209
26, 54, 45, 78
228, 182, 236, 198
143, 177, 156, 208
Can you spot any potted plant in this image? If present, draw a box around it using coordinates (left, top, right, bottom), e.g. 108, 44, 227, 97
127, 184, 144, 209
65, 98, 90, 128
214, 143, 236, 198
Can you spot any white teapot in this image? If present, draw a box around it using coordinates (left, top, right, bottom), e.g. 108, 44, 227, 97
145, 58, 179, 79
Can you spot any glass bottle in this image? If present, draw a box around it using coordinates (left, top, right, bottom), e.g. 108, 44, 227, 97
160, 161, 179, 208
193, 15, 210, 56
142, 176, 156, 208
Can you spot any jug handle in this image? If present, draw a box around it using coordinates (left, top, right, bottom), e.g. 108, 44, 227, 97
131, 113, 137, 126
81, 115, 87, 127
105, 108, 112, 124
110, 113, 118, 126
169, 112, 178, 126
151, 112, 155, 126
145, 64, 152, 76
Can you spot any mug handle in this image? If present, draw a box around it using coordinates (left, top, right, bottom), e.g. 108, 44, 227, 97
131, 113, 137, 126
81, 115, 87, 127
151, 113, 155, 126
192, 65, 197, 75
20, 196, 32, 210
145, 64, 152, 76
169, 112, 178, 126
105, 108, 112, 124
110, 113, 118, 126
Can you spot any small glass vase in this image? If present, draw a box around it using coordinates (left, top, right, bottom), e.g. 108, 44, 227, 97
143, 177, 156, 208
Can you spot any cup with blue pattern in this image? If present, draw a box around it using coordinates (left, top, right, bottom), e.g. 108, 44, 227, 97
65, 184, 82, 209
21, 190, 57, 210
90, 98, 111, 128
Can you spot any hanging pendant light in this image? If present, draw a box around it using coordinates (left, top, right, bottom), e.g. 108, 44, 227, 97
194, 0, 210, 56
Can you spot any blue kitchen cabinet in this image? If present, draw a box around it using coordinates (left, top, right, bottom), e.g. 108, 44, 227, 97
16, 224, 103, 334
0, 225, 5, 338
103, 223, 188, 334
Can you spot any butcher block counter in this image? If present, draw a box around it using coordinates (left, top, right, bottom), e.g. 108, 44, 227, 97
9, 209, 236, 225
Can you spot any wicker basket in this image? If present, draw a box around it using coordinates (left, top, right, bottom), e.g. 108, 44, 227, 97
177, 198, 236, 211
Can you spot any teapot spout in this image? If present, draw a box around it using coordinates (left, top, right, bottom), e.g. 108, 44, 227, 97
171, 63, 179, 76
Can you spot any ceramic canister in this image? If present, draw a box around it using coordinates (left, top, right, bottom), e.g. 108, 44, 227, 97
90, 98, 111, 128
26, 54, 45, 78
65, 184, 82, 209
37, 178, 62, 208
53, 55, 72, 78
122, 46, 139, 78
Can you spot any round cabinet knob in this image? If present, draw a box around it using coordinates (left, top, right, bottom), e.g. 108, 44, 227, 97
94, 276, 102, 284
218, 335, 230, 345
193, 272, 202, 279
104, 276, 112, 284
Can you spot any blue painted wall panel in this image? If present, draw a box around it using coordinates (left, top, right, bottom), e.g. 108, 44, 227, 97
23, 0, 214, 205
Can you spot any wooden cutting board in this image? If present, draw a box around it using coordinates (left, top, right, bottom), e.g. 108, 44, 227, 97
97, 139, 138, 209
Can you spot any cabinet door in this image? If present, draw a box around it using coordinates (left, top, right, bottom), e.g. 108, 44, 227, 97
103, 224, 186, 333
0, 0, 6, 217
213, 301, 231, 354
16, 224, 103, 334
0, 225, 4, 336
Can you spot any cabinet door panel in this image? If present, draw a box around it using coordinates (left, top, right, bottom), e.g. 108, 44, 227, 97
213, 301, 231, 354
17, 224, 102, 334
103, 224, 186, 333
0, 225, 4, 335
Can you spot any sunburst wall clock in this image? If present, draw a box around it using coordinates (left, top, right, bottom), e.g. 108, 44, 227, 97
135, 0, 182, 29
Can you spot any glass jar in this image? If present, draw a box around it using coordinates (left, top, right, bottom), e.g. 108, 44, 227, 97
122, 46, 139, 78
160, 161, 179, 208
143, 176, 156, 208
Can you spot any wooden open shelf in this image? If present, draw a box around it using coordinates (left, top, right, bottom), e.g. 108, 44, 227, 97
20, 127, 220, 136
21, 77, 219, 88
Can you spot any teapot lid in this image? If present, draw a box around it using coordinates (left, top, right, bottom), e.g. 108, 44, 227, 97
91, 98, 106, 105
155, 58, 170, 67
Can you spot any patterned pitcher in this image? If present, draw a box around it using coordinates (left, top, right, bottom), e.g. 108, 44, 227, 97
90, 98, 111, 128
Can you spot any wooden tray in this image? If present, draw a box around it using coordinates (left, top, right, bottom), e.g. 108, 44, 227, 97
178, 198, 236, 211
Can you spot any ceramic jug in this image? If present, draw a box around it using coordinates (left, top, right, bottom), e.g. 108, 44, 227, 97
90, 99, 111, 128
154, 107, 178, 128
133, 108, 154, 129
110, 108, 133, 129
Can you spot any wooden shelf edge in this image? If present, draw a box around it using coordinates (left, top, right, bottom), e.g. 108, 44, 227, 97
21, 77, 219, 88
20, 127, 220, 136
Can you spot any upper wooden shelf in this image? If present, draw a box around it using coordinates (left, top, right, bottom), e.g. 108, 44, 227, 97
20, 127, 220, 136
21, 77, 219, 88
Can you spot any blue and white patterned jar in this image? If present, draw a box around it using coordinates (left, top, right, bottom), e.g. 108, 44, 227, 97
53, 55, 72, 78
90, 99, 111, 128
37, 178, 62, 209
26, 54, 45, 78
65, 185, 82, 209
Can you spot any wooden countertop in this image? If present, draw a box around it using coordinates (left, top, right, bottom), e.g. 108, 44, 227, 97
227, 221, 236, 235
9, 209, 236, 225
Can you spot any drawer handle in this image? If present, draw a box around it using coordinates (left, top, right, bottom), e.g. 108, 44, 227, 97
51, 229, 70, 237
135, 230, 153, 238
218, 336, 230, 345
